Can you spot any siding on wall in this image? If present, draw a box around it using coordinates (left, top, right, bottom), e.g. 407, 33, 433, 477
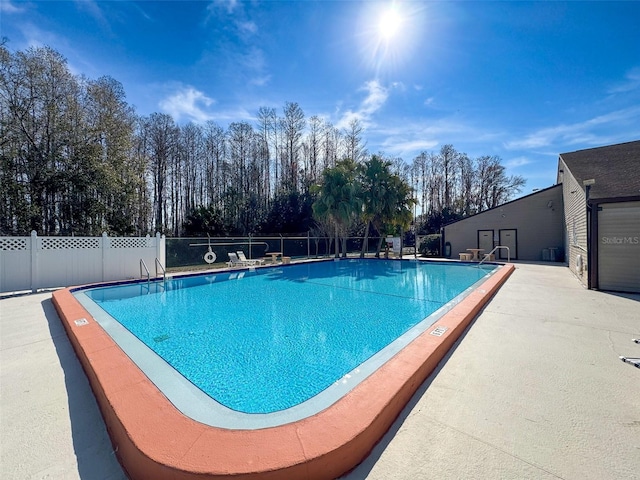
443, 185, 564, 261
560, 160, 588, 287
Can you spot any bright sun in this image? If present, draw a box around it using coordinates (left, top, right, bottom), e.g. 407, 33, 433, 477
378, 7, 402, 41
360, 2, 422, 70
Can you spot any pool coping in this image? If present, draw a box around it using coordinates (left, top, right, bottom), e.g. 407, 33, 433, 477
52, 260, 515, 480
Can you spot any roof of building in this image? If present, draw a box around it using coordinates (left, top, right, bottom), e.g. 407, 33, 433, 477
559, 140, 640, 201
442, 183, 562, 228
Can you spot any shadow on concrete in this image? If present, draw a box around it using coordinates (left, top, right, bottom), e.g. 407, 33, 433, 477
602, 291, 640, 303
508, 260, 568, 267
0, 287, 59, 299
41, 298, 128, 480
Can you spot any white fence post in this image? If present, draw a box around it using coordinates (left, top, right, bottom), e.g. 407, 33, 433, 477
155, 232, 161, 264
102, 232, 108, 281
30, 230, 38, 293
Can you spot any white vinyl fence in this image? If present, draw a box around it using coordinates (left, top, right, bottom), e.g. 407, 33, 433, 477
0, 232, 165, 294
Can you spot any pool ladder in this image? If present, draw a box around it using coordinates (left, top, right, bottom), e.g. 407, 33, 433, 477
477, 246, 510, 266
140, 258, 166, 285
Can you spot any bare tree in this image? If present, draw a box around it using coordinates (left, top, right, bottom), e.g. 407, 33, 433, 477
303, 115, 323, 189
177, 123, 205, 234
439, 144, 458, 211
227, 121, 255, 232
457, 152, 474, 216
280, 101, 305, 192
343, 118, 366, 163
321, 120, 341, 171
203, 121, 226, 208
143, 112, 178, 233
256, 106, 274, 202
474, 155, 525, 210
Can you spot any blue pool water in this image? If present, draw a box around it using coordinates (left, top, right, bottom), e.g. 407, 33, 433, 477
81, 259, 496, 414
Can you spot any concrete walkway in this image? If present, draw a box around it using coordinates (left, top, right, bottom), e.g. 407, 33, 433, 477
1, 263, 638, 479
0, 290, 127, 480
343, 263, 640, 480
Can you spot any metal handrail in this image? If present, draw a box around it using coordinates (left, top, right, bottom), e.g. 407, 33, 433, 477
478, 246, 510, 266
155, 258, 166, 282
140, 259, 150, 283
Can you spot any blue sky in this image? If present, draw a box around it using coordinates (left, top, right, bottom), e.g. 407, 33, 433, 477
2, 0, 639, 195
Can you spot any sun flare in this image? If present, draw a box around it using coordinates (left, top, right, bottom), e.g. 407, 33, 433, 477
378, 7, 402, 40
359, 1, 424, 72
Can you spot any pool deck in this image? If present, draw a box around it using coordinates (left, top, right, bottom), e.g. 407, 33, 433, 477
1, 262, 639, 479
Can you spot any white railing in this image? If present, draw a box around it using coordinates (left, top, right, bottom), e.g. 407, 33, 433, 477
140, 258, 150, 283
478, 246, 510, 266
155, 258, 166, 282
0, 232, 165, 294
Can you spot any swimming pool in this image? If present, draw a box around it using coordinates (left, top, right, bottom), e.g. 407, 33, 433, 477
53, 258, 514, 480
75, 259, 496, 426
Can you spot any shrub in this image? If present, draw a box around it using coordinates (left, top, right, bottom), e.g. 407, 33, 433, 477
418, 234, 441, 256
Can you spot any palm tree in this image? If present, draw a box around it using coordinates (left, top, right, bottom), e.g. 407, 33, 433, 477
385, 174, 416, 257
359, 155, 393, 257
312, 159, 361, 258
359, 156, 417, 257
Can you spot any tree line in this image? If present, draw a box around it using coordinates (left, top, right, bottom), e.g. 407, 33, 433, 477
1, 44, 525, 238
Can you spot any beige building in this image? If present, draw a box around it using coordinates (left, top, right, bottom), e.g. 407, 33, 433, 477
558, 140, 640, 293
442, 184, 564, 262
442, 140, 640, 293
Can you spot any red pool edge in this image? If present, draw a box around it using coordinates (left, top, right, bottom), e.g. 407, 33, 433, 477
52, 263, 515, 480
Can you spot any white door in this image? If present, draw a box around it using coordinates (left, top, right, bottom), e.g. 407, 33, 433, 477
478, 230, 493, 253
499, 229, 517, 260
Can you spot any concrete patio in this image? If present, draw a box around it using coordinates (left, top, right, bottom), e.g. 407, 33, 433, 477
1, 262, 638, 479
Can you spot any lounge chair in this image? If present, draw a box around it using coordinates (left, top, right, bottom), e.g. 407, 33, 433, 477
237, 251, 264, 266
227, 252, 245, 268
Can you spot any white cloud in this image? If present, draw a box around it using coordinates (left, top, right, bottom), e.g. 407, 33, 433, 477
156, 84, 259, 123
18, 23, 52, 49
237, 20, 257, 37
336, 79, 389, 130
236, 47, 270, 87
208, 0, 238, 15
505, 105, 640, 150
74, 0, 104, 23
0, 0, 23, 13
363, 80, 389, 113
607, 67, 640, 94
15, 21, 69, 52
72, 0, 114, 34
250, 75, 271, 87
159, 86, 216, 123
381, 138, 439, 154
336, 110, 363, 131
241, 47, 265, 71
209, 106, 254, 123
205, 0, 256, 40
504, 156, 532, 169
370, 113, 517, 163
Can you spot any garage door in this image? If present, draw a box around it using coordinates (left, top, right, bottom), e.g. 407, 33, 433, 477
598, 201, 640, 293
